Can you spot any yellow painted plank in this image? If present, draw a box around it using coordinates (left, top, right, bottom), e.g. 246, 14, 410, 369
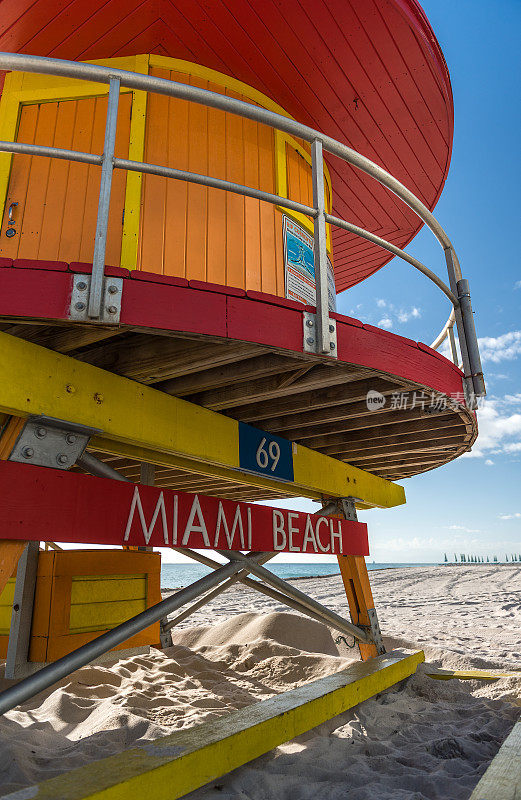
469, 718, 521, 800
427, 668, 521, 681
69, 598, 147, 633
0, 332, 405, 508
0, 577, 15, 635
3, 650, 424, 800
70, 575, 147, 604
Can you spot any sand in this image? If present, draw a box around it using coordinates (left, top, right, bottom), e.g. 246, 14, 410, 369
0, 564, 519, 798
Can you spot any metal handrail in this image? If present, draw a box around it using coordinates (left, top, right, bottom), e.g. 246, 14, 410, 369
0, 52, 485, 402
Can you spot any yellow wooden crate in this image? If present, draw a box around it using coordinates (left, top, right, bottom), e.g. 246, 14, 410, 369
0, 550, 161, 662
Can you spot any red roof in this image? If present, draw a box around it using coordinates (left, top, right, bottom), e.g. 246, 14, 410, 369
0, 0, 453, 292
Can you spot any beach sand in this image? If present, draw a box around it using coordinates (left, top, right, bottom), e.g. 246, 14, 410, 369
0, 564, 519, 798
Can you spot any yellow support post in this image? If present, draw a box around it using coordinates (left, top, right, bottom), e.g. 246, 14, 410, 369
2, 650, 424, 800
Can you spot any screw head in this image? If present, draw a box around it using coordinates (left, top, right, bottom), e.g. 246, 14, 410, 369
107, 284, 119, 294
65, 384, 76, 394
94, 392, 104, 404
56, 453, 69, 465
77, 281, 88, 291
306, 319, 314, 328
22, 447, 34, 459
107, 305, 118, 314
329, 324, 335, 332
75, 301, 86, 311
65, 433, 77, 445
35, 427, 47, 439
330, 342, 336, 350
306, 337, 315, 345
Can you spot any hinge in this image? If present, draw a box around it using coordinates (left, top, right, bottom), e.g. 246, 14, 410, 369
69, 273, 123, 323
303, 311, 337, 357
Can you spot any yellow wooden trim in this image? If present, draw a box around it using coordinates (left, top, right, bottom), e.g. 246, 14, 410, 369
5, 651, 424, 800
427, 668, 521, 681
0, 71, 24, 229
0, 332, 405, 508
148, 55, 292, 119
70, 575, 147, 604
275, 129, 333, 250
469, 718, 521, 800
120, 54, 149, 270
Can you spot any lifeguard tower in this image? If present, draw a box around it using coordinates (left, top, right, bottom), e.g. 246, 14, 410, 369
0, 0, 486, 796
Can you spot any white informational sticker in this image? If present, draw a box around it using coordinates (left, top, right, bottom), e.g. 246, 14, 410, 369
283, 216, 336, 311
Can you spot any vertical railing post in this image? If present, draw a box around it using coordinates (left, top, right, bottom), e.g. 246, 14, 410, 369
448, 323, 458, 365
444, 247, 477, 405
311, 139, 332, 355
88, 76, 121, 319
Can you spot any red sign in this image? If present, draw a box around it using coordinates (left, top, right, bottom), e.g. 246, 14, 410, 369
0, 462, 369, 556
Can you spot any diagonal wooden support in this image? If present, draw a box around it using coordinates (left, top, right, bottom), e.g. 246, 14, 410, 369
1, 650, 424, 800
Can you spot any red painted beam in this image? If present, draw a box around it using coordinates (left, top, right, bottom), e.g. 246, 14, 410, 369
0, 462, 369, 556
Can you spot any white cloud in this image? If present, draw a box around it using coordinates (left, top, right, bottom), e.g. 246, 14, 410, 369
498, 512, 521, 520
485, 459, 494, 466
376, 298, 386, 308
478, 331, 521, 363
447, 524, 481, 533
378, 317, 393, 329
465, 394, 521, 459
515, 280, 521, 290
397, 307, 421, 323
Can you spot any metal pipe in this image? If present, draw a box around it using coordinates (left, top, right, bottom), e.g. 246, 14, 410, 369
327, 214, 459, 307
219, 550, 371, 643
431, 309, 455, 349
162, 552, 276, 632
175, 548, 358, 634
77, 451, 130, 482
445, 249, 475, 402
88, 76, 120, 319
115, 158, 316, 219
0, 551, 270, 716
456, 278, 486, 398
311, 140, 331, 354
0, 140, 101, 165
0, 53, 458, 255
448, 324, 459, 365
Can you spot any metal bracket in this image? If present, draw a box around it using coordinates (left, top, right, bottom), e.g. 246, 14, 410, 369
9, 415, 101, 470
69, 273, 123, 323
303, 311, 337, 357
318, 496, 361, 519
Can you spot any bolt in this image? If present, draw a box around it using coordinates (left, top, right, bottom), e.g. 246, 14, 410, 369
77, 281, 88, 291
75, 301, 86, 311
22, 447, 34, 459
107, 305, 118, 314
306, 319, 314, 328
65, 433, 77, 445
330, 342, 336, 350
107, 284, 119, 294
306, 337, 315, 345
329, 324, 335, 332
35, 427, 47, 439
56, 454, 69, 465
94, 392, 104, 404
65, 384, 76, 394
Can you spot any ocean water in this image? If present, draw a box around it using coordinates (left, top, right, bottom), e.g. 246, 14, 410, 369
161, 561, 437, 588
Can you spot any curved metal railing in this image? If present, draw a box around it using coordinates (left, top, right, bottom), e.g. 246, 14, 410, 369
0, 53, 484, 403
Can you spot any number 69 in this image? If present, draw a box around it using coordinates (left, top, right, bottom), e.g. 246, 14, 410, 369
256, 437, 281, 472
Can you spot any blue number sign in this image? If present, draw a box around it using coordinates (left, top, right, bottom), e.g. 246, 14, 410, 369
238, 423, 294, 482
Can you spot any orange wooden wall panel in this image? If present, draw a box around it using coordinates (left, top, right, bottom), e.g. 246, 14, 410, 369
0, 93, 131, 265
137, 68, 290, 293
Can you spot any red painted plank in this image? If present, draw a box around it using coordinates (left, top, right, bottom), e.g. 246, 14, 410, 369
68, 261, 130, 278
226, 295, 304, 351
0, 462, 369, 556
246, 290, 305, 310
120, 278, 227, 336
0, 268, 72, 319
189, 279, 246, 297
130, 270, 189, 287
14, 258, 69, 271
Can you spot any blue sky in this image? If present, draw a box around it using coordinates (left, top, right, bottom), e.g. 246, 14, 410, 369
166, 0, 521, 564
